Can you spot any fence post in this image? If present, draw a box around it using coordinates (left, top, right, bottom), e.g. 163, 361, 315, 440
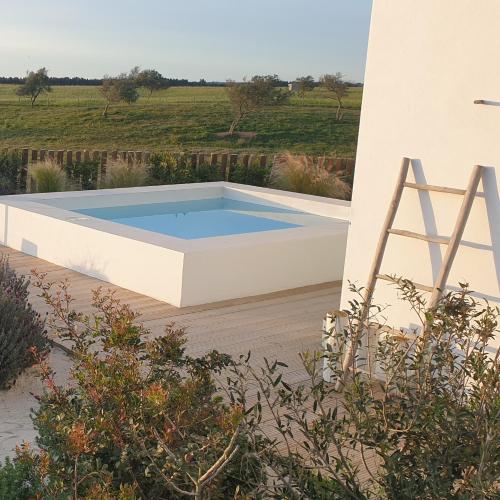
220, 153, 228, 178
31, 149, 38, 163
100, 151, 108, 176
48, 150, 55, 161
143, 151, 150, 164
56, 150, 64, 165
39, 150, 47, 161
75, 151, 82, 164
190, 153, 198, 169
66, 151, 73, 166
20, 148, 29, 192
97, 151, 107, 185
135, 151, 142, 163
227, 153, 238, 181
210, 153, 218, 167
241, 154, 250, 168
83, 150, 90, 163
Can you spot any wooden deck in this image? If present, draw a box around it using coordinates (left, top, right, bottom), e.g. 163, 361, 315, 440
0, 245, 341, 458
1, 245, 340, 367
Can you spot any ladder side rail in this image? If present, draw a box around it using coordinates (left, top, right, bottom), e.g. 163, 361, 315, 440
335, 157, 411, 391
428, 165, 484, 308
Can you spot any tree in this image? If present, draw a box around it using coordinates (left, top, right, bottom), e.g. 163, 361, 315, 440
225, 75, 289, 135
295, 75, 315, 98
100, 73, 139, 118
320, 72, 349, 120
135, 69, 168, 99
15, 67, 51, 107
228, 281, 500, 498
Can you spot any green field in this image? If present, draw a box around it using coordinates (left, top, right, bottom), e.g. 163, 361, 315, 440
0, 85, 362, 156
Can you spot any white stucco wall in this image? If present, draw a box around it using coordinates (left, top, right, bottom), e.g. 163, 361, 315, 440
341, 0, 500, 347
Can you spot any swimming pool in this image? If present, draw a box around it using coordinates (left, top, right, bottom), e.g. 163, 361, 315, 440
0, 183, 350, 306
75, 198, 304, 239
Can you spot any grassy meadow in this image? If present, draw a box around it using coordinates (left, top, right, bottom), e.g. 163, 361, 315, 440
0, 84, 362, 156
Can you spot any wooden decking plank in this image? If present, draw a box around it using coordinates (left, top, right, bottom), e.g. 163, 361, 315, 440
0, 247, 388, 483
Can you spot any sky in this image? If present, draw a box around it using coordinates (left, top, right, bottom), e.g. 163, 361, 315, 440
0, 0, 372, 82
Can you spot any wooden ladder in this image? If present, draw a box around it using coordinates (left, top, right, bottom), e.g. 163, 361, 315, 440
335, 157, 483, 391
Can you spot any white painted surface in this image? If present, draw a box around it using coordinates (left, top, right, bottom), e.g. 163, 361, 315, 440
0, 183, 349, 307
341, 0, 500, 348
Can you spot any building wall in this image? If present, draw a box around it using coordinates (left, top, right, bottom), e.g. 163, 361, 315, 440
341, 0, 500, 348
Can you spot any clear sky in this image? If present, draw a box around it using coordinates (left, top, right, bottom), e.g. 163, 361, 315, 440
0, 0, 372, 82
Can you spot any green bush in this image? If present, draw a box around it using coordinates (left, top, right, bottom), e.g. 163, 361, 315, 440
229, 280, 500, 498
0, 275, 263, 498
0, 256, 48, 389
228, 159, 269, 187
147, 152, 195, 184
0, 150, 23, 195
65, 160, 99, 190
0, 454, 44, 500
147, 152, 269, 187
193, 162, 224, 183
2, 276, 496, 498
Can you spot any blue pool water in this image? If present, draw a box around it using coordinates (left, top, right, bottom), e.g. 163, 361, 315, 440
74, 198, 304, 239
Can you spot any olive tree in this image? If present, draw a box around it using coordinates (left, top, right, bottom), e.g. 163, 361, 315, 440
136, 69, 168, 99
228, 280, 500, 498
320, 72, 349, 121
295, 75, 315, 98
16, 67, 51, 107
225, 74, 289, 135
100, 72, 139, 118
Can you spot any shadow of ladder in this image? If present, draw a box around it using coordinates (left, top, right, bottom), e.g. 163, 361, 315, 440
335, 157, 484, 391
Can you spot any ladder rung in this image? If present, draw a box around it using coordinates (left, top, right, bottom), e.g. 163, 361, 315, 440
376, 274, 434, 293
404, 182, 466, 195
388, 228, 450, 245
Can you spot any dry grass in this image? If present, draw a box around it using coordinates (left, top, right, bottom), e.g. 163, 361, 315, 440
99, 159, 149, 189
269, 153, 351, 199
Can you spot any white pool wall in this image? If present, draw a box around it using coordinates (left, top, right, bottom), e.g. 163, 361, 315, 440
0, 202, 186, 305
0, 183, 350, 307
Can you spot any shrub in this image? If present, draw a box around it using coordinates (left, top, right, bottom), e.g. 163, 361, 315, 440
65, 160, 100, 190
0, 452, 44, 500
0, 150, 23, 195
2, 276, 497, 498
0, 256, 48, 389
29, 159, 68, 193
228, 158, 269, 187
147, 152, 194, 185
193, 162, 224, 183
228, 280, 500, 498
270, 153, 351, 199
0, 274, 263, 498
100, 158, 149, 188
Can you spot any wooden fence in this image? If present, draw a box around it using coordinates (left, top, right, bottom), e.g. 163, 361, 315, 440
2, 147, 355, 189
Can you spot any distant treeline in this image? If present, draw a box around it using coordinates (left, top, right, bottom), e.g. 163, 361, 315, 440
0, 76, 361, 87
0, 76, 227, 87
